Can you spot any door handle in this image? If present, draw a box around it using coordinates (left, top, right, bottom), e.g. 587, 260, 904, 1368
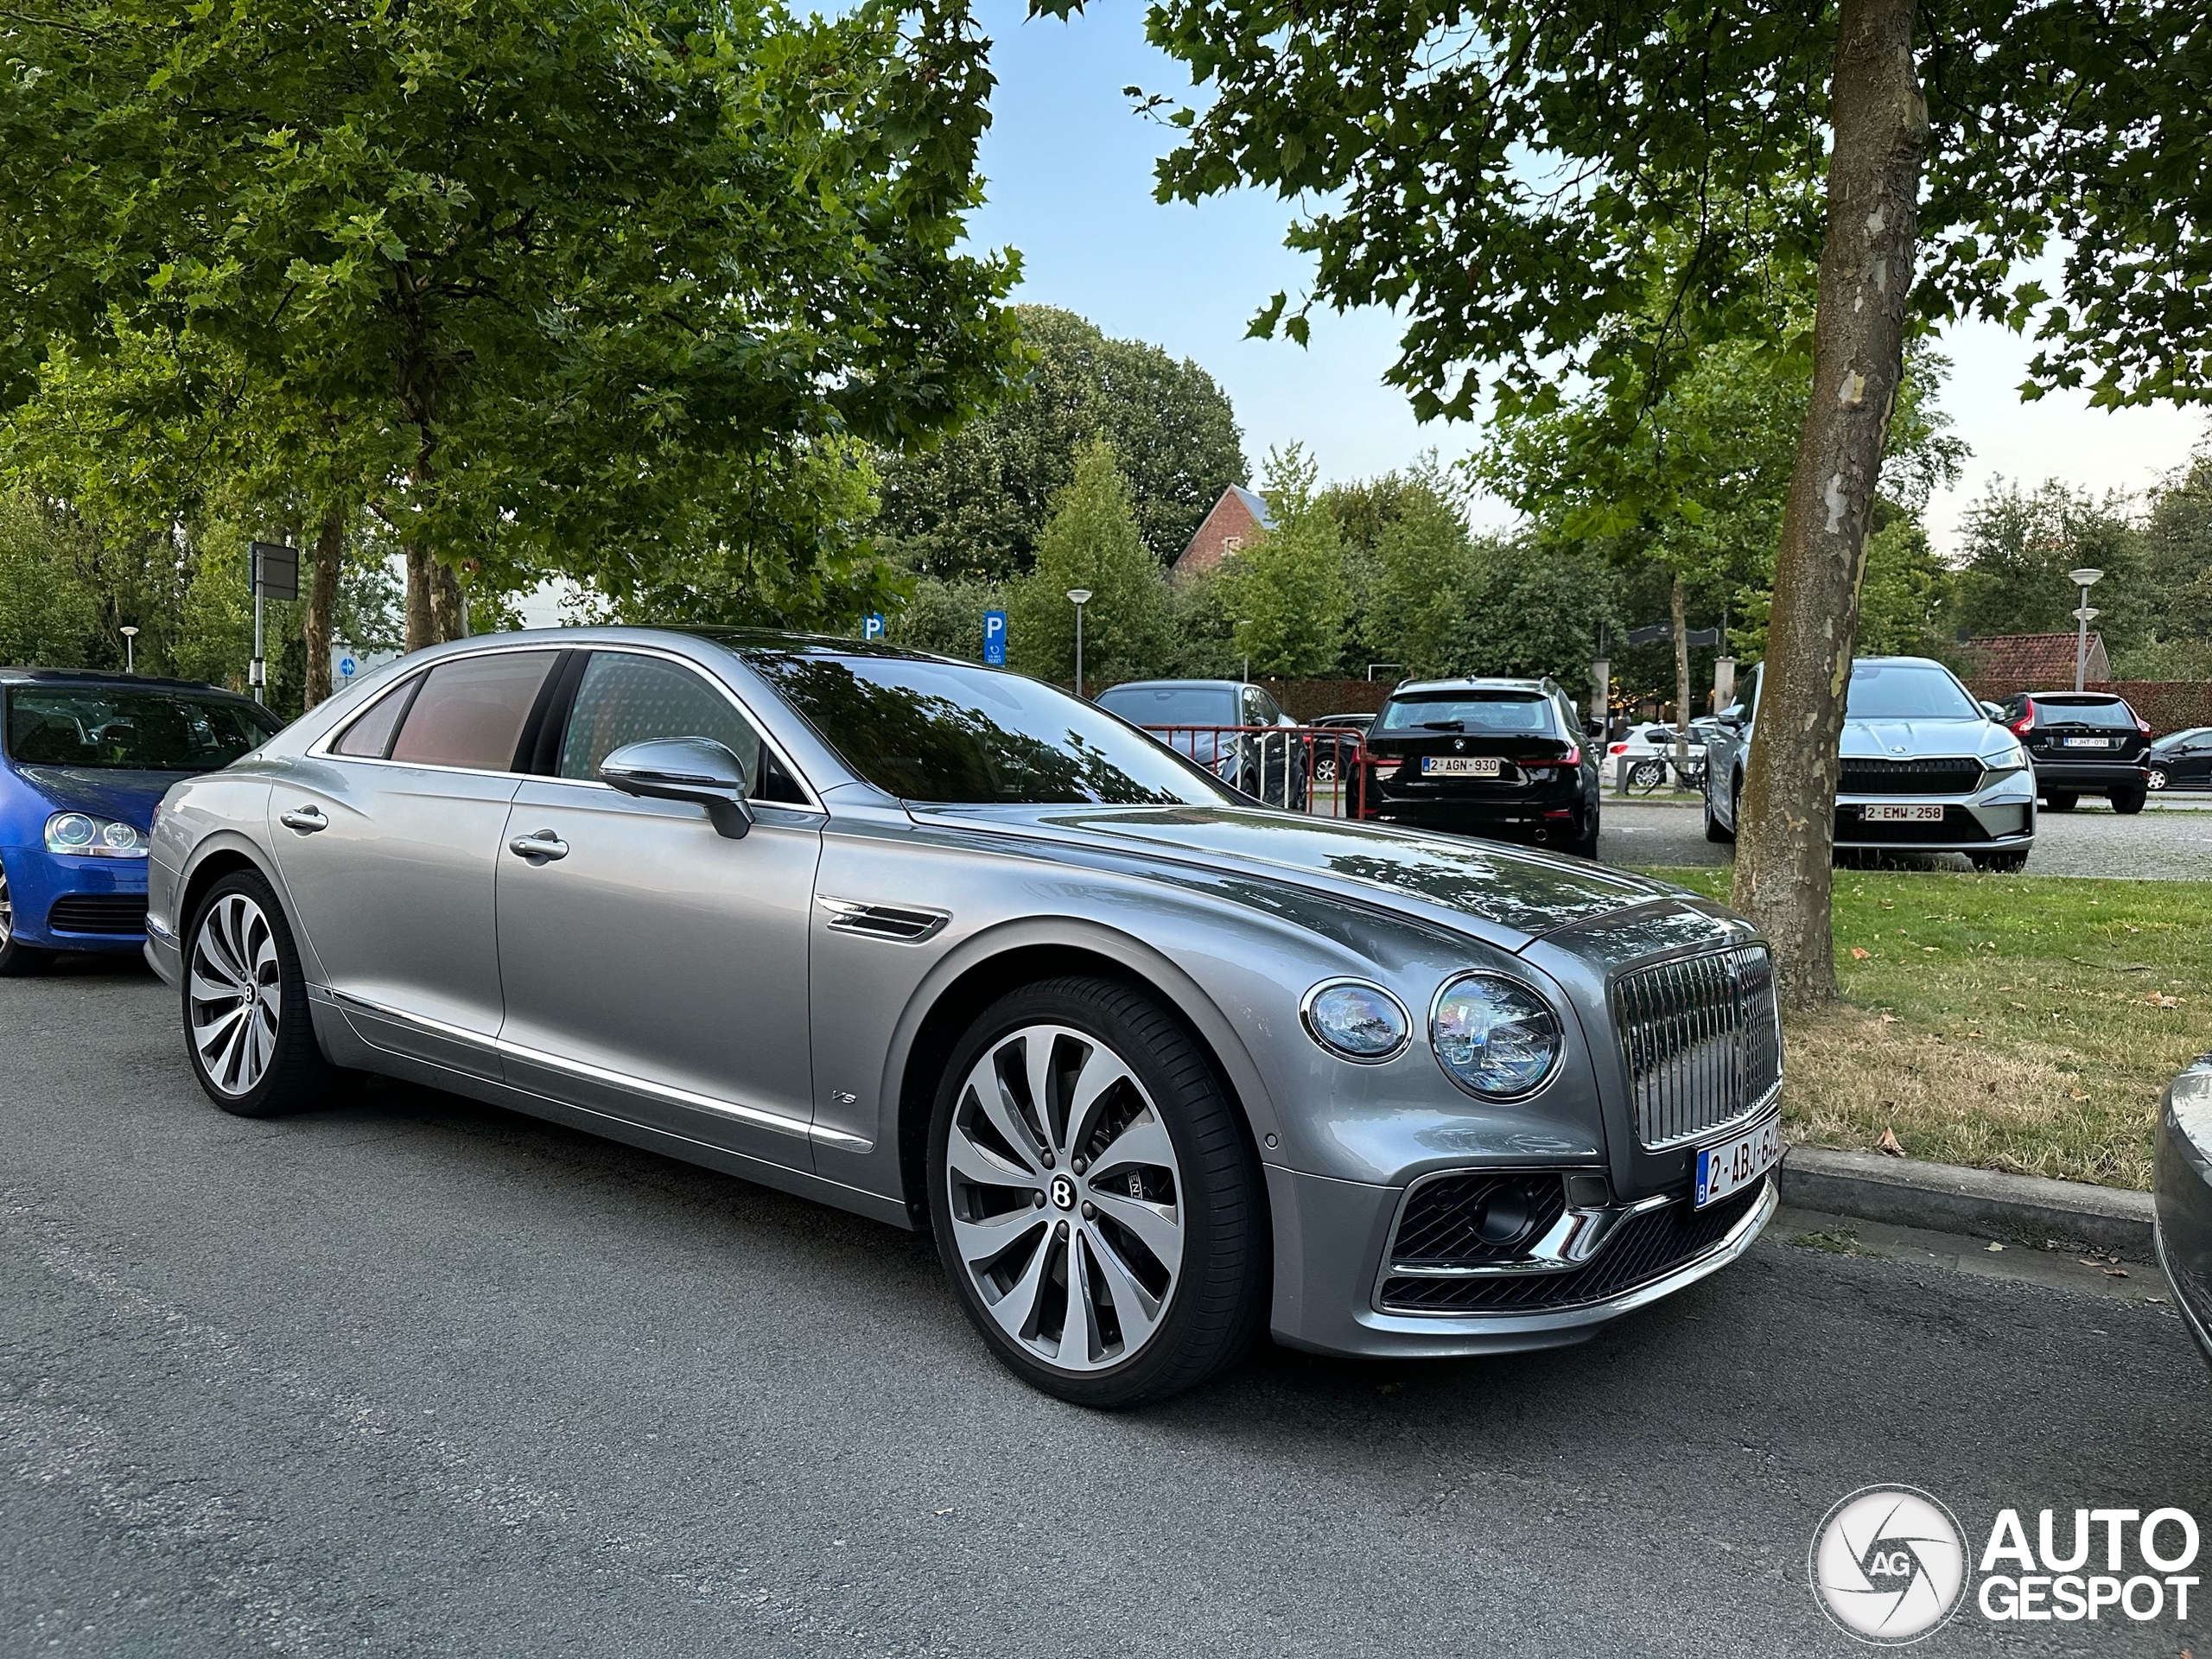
279, 805, 327, 834
508, 830, 569, 862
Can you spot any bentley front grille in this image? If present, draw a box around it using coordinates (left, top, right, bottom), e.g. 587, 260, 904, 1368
1613, 946, 1782, 1150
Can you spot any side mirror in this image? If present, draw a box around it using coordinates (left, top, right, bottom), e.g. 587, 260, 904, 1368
1585, 716, 1605, 739
1980, 701, 2006, 720
601, 737, 754, 839
1715, 706, 1743, 729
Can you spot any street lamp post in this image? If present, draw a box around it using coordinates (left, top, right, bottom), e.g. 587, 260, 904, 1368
1065, 588, 1091, 697
119, 626, 138, 675
2067, 567, 2105, 691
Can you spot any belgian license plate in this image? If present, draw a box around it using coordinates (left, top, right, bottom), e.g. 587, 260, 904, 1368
1863, 803, 1944, 823
1695, 1111, 1782, 1209
2062, 736, 2111, 747
1422, 756, 1501, 777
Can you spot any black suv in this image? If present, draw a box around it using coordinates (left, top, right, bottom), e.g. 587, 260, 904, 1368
1355, 677, 1603, 855
1999, 691, 2152, 812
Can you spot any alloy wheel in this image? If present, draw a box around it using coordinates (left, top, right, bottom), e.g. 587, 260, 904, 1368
188, 892, 283, 1097
942, 1022, 1185, 1373
0, 861, 11, 947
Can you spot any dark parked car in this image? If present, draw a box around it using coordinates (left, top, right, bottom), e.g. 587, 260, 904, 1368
0, 668, 282, 974
1356, 677, 1602, 857
1307, 711, 1375, 784
2155, 1055, 2212, 1367
2148, 726, 2212, 793
1093, 679, 1308, 808
1999, 691, 2152, 812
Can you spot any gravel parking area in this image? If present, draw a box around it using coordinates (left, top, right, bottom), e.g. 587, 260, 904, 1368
1599, 794, 2212, 877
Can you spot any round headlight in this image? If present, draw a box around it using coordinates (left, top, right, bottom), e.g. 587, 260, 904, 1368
1430, 973, 1564, 1098
47, 811, 96, 850
1301, 980, 1411, 1063
99, 819, 141, 851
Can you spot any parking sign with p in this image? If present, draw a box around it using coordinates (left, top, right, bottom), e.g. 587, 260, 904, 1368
983, 610, 1007, 666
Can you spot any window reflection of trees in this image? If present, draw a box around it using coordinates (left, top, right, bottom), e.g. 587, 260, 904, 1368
755, 657, 1195, 805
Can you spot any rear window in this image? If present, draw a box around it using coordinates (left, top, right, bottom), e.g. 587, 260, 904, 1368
2028, 696, 2136, 728
3, 685, 280, 771
1093, 684, 1237, 728
386, 651, 558, 772
1376, 693, 1555, 736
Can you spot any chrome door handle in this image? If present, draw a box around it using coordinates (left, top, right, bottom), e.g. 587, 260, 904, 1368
279, 805, 327, 834
508, 830, 569, 862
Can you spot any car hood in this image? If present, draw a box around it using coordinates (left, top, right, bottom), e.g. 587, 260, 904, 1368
15, 766, 180, 829
910, 803, 1675, 944
1838, 717, 2011, 759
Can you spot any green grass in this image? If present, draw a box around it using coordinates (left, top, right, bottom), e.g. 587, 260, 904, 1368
1648, 868, 2212, 1188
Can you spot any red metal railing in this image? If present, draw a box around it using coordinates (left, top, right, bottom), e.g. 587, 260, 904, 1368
1141, 724, 1371, 818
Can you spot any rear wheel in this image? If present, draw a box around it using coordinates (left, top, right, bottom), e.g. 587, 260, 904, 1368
1628, 759, 1664, 790
2044, 791, 2078, 811
928, 976, 1266, 1408
0, 856, 54, 977
182, 869, 339, 1116
2110, 785, 2146, 815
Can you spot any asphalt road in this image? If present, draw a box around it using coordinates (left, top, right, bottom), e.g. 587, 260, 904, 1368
5, 962, 2207, 1657
1599, 792, 2212, 877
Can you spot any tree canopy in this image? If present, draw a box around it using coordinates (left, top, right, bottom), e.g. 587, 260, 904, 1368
875, 305, 1247, 581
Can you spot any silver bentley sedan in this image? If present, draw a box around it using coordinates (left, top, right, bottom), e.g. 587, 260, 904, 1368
144, 629, 1783, 1406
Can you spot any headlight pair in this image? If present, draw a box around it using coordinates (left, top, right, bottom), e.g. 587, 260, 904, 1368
45, 811, 149, 858
1302, 972, 1563, 1098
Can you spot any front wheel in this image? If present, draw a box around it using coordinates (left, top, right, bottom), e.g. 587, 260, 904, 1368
1704, 777, 1737, 843
0, 856, 54, 977
928, 976, 1266, 1408
182, 870, 339, 1116
2147, 766, 2168, 791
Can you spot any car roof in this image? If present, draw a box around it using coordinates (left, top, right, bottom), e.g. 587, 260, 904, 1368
1387, 677, 1552, 697
0, 665, 241, 696
1092, 679, 1245, 694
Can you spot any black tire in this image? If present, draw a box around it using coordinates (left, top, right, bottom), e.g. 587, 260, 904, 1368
2147, 766, 2168, 791
927, 976, 1267, 1408
1972, 849, 2030, 873
2110, 785, 2146, 815
1704, 776, 1737, 843
1567, 800, 1601, 860
181, 868, 340, 1117
2044, 791, 2078, 811
0, 854, 54, 976
1628, 760, 1665, 790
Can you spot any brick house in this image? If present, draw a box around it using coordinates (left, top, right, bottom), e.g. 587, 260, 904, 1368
1172, 485, 1274, 582
1961, 632, 2111, 691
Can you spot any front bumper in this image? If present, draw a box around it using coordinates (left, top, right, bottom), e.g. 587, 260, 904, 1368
0, 844, 150, 950
2153, 1065, 2212, 1367
1830, 785, 2033, 854
1264, 1163, 1776, 1357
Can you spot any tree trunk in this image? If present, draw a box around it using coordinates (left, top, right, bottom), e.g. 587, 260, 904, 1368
432, 562, 467, 643
1670, 574, 1692, 771
303, 503, 344, 709
404, 542, 436, 652
1731, 0, 1929, 1008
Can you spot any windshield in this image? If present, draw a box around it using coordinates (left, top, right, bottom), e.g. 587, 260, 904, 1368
2030, 696, 2135, 728
1376, 693, 1554, 735
747, 654, 1237, 805
5, 685, 280, 771
1842, 664, 1980, 721
1091, 684, 1237, 728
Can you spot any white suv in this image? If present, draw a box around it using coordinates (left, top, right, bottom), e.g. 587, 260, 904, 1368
1702, 658, 2035, 871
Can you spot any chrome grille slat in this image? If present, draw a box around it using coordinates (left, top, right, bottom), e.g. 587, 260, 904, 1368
1614, 945, 1783, 1150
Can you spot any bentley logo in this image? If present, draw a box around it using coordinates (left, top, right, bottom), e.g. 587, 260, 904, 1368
1050, 1173, 1077, 1211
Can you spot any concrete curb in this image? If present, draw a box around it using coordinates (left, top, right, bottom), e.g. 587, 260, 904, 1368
1780, 1145, 2156, 1260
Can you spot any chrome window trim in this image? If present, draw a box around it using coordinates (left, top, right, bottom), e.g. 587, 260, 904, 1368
330, 989, 868, 1150
1298, 977, 1413, 1065
306, 641, 826, 813
1425, 969, 1565, 1103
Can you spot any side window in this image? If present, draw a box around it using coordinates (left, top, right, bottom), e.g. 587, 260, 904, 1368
1256, 690, 1287, 726
1239, 688, 1266, 727
556, 652, 802, 803
388, 651, 558, 772
332, 675, 422, 759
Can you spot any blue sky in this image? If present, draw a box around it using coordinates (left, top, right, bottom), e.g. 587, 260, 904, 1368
968, 0, 2209, 554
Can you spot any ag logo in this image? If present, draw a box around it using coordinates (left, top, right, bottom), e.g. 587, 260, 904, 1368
1809, 1485, 1969, 1644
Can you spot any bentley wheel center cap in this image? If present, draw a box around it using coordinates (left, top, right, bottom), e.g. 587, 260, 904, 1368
1050, 1173, 1077, 1211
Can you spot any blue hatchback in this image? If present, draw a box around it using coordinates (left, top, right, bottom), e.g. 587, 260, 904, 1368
0, 669, 283, 973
